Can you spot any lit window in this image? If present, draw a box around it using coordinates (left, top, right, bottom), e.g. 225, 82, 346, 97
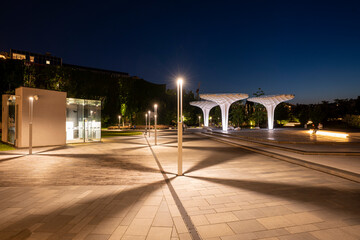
12, 53, 26, 60
30, 56, 34, 62
46, 60, 50, 64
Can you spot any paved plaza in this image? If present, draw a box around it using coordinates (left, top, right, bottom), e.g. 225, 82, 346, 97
0, 130, 359, 240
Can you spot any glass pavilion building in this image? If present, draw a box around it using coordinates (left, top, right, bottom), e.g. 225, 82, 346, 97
2, 87, 101, 147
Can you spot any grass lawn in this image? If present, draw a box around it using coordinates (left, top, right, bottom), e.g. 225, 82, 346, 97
101, 130, 143, 138
0, 142, 16, 151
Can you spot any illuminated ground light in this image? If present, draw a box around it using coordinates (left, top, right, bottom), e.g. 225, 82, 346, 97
308, 130, 349, 138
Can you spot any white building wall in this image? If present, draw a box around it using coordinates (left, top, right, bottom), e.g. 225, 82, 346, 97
15, 87, 67, 147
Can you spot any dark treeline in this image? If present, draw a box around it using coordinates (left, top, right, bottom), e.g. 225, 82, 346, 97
1, 59, 359, 128
0, 59, 201, 126
292, 98, 360, 129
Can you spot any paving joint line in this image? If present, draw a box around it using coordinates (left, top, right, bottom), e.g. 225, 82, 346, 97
144, 136, 202, 240
200, 132, 360, 183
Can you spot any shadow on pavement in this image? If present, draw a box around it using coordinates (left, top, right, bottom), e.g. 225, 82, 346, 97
2, 179, 171, 240
188, 175, 360, 219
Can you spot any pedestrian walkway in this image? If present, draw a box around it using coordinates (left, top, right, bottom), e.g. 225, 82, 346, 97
0, 130, 359, 240
201, 130, 360, 182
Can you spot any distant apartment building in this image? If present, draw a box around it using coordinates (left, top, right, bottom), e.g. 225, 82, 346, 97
2, 49, 130, 78
10, 49, 62, 65
63, 63, 130, 78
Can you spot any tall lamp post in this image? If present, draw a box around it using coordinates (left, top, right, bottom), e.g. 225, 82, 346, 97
154, 104, 158, 145
198, 115, 201, 127
29, 95, 39, 155
118, 115, 121, 129
148, 110, 151, 137
145, 113, 148, 135
177, 78, 183, 176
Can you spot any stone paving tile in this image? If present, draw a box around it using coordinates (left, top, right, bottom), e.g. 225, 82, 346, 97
91, 217, 122, 234
84, 234, 110, 240
121, 236, 146, 240
135, 205, 158, 219
254, 229, 289, 239
178, 232, 192, 240
221, 232, 257, 240
108, 225, 127, 240
258, 206, 293, 217
283, 212, 323, 225
123, 218, 153, 236
196, 223, 234, 238
146, 227, 172, 240
233, 208, 267, 220
278, 232, 319, 240
190, 215, 210, 226
27, 232, 53, 240
228, 219, 267, 234
257, 216, 296, 229
310, 228, 359, 240
153, 211, 173, 227
0, 132, 359, 240
205, 212, 238, 224
285, 224, 319, 233
256, 238, 279, 240
173, 216, 188, 234
312, 220, 348, 230
340, 225, 360, 238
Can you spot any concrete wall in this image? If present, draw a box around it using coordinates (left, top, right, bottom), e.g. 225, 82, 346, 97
16, 87, 67, 147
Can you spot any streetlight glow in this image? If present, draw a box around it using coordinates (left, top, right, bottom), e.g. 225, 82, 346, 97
177, 78, 183, 86
148, 110, 151, 137
177, 77, 183, 176
145, 113, 148, 134
28, 95, 39, 155
154, 104, 158, 145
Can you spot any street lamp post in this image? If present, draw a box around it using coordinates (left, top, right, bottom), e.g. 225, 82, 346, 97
145, 113, 148, 134
118, 115, 121, 129
198, 115, 201, 127
28, 95, 38, 155
154, 104, 158, 145
148, 110, 151, 137
177, 78, 183, 176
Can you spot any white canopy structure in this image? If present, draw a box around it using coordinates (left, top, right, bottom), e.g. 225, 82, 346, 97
200, 93, 248, 131
189, 101, 218, 127
247, 94, 294, 130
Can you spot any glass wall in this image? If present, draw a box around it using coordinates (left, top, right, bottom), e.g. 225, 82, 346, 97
66, 98, 101, 143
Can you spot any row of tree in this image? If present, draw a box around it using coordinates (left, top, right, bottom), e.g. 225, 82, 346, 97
0, 59, 168, 126
1, 59, 359, 129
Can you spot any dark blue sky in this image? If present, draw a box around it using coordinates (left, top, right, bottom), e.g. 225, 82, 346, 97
1, 1, 360, 104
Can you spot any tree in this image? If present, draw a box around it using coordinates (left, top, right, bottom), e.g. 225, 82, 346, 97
230, 102, 246, 127
252, 88, 266, 127
275, 103, 291, 125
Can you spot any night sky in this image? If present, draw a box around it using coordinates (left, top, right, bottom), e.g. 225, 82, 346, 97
1, 1, 360, 104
